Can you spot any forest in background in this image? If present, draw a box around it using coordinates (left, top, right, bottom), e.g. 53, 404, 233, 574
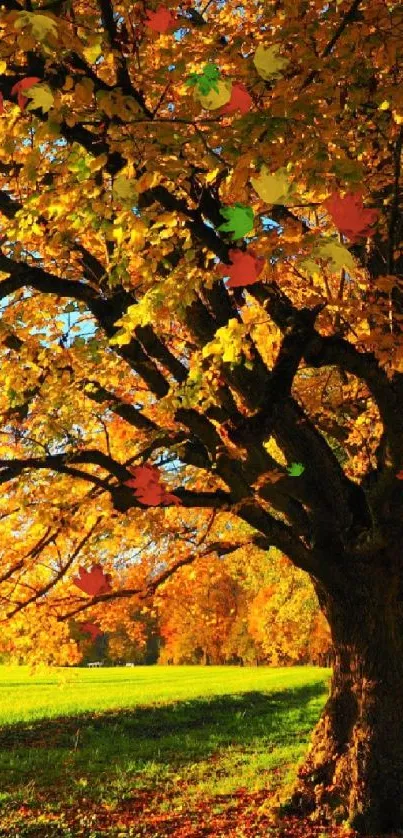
0, 548, 331, 667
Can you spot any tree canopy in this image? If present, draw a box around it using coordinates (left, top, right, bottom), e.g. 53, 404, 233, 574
0, 0, 402, 649
1, 0, 403, 831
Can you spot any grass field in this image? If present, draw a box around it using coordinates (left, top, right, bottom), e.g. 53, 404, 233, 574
0, 665, 331, 837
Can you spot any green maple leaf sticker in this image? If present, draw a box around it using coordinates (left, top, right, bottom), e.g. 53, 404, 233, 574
218, 204, 254, 240
186, 64, 220, 95
287, 462, 305, 477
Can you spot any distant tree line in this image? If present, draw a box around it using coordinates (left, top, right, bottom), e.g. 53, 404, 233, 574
76, 550, 332, 667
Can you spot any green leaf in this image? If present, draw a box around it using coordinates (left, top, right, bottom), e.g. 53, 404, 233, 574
287, 462, 305, 477
218, 204, 254, 241
186, 64, 221, 95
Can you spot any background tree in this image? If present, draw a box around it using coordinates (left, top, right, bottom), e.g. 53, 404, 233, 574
0, 0, 402, 833
156, 547, 331, 665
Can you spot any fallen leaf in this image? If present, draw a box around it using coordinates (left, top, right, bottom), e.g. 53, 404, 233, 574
287, 462, 305, 477
73, 564, 112, 596
14, 11, 58, 43
324, 191, 379, 243
125, 465, 181, 507
25, 83, 54, 114
253, 44, 289, 80
250, 165, 293, 205
146, 6, 176, 34
112, 173, 138, 204
315, 239, 356, 272
219, 248, 264, 287
81, 622, 103, 640
194, 80, 232, 110
220, 83, 252, 115
302, 239, 356, 274
218, 204, 254, 240
11, 77, 41, 110
186, 64, 221, 95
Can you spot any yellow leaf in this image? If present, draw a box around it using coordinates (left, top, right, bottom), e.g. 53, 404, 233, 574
250, 166, 293, 205
0, 60, 6, 74
112, 226, 125, 246
205, 168, 220, 184
194, 80, 232, 110
302, 239, 356, 274
83, 38, 102, 65
14, 12, 57, 42
112, 173, 138, 205
253, 44, 289, 80
379, 100, 390, 110
25, 84, 54, 114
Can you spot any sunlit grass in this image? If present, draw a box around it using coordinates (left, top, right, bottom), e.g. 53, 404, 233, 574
0, 665, 330, 836
0, 663, 329, 724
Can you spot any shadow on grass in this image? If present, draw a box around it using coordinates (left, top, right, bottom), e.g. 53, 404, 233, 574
0, 679, 328, 804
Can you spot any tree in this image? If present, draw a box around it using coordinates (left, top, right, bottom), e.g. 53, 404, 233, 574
156, 547, 330, 665
248, 553, 331, 666
0, 0, 401, 833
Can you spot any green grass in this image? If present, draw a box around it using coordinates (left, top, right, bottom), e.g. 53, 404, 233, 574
0, 665, 330, 837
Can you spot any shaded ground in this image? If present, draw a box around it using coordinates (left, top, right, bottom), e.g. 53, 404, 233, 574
0, 671, 378, 836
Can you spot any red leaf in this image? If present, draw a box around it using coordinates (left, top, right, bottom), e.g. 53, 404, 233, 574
81, 622, 102, 640
73, 563, 112, 596
145, 6, 176, 33
136, 482, 166, 506
125, 464, 159, 489
396, 470, 403, 480
220, 83, 252, 116
124, 465, 181, 507
11, 77, 41, 110
219, 248, 264, 287
324, 191, 379, 243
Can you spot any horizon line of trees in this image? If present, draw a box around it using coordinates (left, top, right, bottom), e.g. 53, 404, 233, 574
33, 549, 333, 667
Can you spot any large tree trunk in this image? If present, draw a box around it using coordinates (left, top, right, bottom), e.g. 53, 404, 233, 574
289, 560, 403, 835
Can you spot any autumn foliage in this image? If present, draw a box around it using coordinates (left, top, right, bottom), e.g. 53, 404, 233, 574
0, 0, 402, 832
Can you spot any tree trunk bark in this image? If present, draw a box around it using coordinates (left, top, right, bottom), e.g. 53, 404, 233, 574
289, 563, 403, 835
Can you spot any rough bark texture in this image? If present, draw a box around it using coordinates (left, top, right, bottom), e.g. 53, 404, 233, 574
289, 557, 403, 834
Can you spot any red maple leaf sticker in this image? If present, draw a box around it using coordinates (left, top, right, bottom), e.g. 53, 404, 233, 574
125, 465, 181, 506
324, 191, 379, 243
125, 464, 159, 489
145, 6, 176, 33
11, 77, 41, 110
81, 622, 102, 641
73, 564, 112, 596
218, 248, 265, 288
220, 83, 253, 116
